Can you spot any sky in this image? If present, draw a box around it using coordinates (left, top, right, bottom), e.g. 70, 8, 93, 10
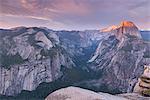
0, 0, 150, 30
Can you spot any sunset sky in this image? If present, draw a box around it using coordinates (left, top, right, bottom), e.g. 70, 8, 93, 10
0, 0, 149, 30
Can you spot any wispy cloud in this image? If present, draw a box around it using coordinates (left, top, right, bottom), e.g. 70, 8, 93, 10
0, 14, 66, 30
0, 0, 149, 30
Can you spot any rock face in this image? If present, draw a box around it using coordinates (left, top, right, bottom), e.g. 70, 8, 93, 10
82, 21, 150, 93
0, 27, 75, 96
45, 86, 128, 100
134, 65, 150, 96
114, 21, 142, 40
101, 21, 142, 40
0, 27, 107, 96
35, 31, 53, 50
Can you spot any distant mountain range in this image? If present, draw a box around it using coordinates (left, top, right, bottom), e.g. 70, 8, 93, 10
0, 21, 149, 99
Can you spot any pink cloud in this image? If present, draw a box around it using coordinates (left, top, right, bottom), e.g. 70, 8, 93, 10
0, 0, 149, 30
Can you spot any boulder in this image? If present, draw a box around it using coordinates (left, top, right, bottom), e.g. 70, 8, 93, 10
134, 65, 150, 96
45, 87, 128, 100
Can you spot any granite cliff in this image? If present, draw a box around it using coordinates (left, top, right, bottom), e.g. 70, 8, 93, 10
76, 21, 150, 94
0, 21, 150, 99
0, 27, 75, 96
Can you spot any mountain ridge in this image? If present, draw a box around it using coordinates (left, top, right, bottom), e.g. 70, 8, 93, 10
0, 21, 150, 99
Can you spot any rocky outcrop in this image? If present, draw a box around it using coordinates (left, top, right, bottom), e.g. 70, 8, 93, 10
45, 87, 128, 100
134, 65, 150, 96
46, 86, 150, 100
